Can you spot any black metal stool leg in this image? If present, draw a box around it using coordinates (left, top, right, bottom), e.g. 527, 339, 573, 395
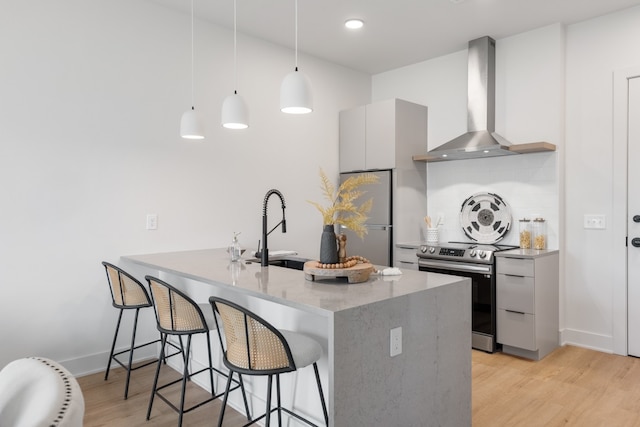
313, 362, 329, 425
177, 335, 192, 427
160, 332, 168, 364
206, 332, 215, 396
265, 374, 273, 427
217, 371, 234, 427
147, 333, 167, 420
105, 308, 124, 381
123, 307, 141, 399
239, 374, 251, 421
276, 374, 282, 426
178, 336, 187, 379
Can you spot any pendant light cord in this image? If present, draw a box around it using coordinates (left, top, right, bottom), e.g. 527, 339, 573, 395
233, 0, 238, 93
294, 0, 298, 70
190, 0, 195, 109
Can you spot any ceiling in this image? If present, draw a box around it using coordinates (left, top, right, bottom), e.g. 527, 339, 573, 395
149, 0, 640, 74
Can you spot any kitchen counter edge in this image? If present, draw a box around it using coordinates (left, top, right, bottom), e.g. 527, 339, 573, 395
495, 248, 559, 258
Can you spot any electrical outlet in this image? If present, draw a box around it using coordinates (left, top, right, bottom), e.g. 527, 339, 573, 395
584, 214, 606, 229
146, 214, 158, 230
390, 327, 402, 357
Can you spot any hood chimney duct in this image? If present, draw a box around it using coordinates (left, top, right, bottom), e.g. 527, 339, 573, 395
426, 36, 516, 161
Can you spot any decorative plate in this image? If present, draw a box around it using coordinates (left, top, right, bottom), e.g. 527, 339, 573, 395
459, 192, 512, 243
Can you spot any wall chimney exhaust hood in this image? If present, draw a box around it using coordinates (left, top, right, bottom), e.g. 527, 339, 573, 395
413, 36, 555, 163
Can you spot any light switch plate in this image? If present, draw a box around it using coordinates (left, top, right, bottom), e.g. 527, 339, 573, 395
584, 214, 606, 229
146, 214, 158, 230
390, 327, 402, 357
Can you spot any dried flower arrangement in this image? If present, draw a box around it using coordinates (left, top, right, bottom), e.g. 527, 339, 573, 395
307, 169, 379, 238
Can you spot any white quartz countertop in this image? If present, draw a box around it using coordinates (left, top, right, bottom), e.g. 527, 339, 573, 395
122, 248, 468, 316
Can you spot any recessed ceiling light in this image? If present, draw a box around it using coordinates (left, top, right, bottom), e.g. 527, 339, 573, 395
345, 19, 364, 29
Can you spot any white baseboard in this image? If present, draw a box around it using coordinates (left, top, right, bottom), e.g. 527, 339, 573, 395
61, 344, 158, 377
560, 328, 614, 354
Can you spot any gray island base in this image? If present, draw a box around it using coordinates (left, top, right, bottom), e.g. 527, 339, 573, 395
122, 248, 471, 427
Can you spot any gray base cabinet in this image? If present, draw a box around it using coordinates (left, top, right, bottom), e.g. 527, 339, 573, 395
496, 249, 559, 360
395, 242, 421, 270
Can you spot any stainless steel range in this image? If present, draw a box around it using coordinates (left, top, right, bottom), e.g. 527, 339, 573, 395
417, 241, 517, 352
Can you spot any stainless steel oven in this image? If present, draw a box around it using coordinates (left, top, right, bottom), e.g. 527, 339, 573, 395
417, 242, 516, 353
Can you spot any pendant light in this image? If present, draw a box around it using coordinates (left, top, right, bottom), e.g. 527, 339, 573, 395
180, 0, 204, 139
221, 0, 249, 129
280, 0, 313, 114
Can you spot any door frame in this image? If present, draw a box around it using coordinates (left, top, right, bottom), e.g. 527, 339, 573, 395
613, 66, 640, 355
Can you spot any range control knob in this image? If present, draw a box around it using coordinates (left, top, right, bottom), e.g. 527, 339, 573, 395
420, 245, 428, 253
478, 251, 487, 259
469, 250, 477, 257
429, 247, 436, 254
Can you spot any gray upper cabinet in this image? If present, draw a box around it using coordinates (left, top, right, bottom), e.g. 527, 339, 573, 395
339, 106, 367, 172
339, 99, 428, 173
339, 98, 428, 259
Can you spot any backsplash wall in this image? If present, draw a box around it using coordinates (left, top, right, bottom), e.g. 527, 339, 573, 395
372, 25, 564, 251
425, 152, 559, 249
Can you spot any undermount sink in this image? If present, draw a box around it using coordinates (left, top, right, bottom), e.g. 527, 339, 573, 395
246, 256, 310, 271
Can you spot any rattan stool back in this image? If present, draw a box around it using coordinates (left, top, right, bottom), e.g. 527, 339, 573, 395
210, 297, 328, 427
101, 262, 163, 399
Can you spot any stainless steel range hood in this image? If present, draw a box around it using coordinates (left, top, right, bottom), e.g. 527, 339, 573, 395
427, 36, 518, 161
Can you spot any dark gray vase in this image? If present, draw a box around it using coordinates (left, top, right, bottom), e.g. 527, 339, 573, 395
319, 224, 338, 264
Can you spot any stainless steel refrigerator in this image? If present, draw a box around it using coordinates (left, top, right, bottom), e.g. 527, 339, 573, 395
339, 170, 392, 266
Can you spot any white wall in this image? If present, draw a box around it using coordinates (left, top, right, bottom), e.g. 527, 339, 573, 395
565, 6, 640, 353
0, 0, 370, 373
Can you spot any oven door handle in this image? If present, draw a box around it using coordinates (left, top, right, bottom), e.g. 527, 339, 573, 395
418, 259, 492, 274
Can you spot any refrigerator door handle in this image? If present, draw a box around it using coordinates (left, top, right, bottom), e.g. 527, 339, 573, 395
367, 224, 392, 231
339, 224, 392, 231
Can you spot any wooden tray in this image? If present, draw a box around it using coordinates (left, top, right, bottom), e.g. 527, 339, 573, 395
303, 261, 374, 284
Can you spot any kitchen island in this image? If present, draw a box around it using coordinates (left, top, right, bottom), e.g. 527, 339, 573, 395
122, 248, 471, 427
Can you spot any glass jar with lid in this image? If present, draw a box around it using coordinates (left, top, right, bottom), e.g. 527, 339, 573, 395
519, 219, 532, 249
532, 218, 547, 250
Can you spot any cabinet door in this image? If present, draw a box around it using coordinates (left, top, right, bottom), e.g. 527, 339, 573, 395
497, 309, 537, 350
497, 274, 535, 314
497, 257, 534, 276
339, 106, 366, 172
365, 100, 396, 170
395, 245, 419, 270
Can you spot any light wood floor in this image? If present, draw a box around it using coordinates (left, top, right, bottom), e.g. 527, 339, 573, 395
473, 345, 640, 426
77, 360, 247, 426
78, 345, 640, 426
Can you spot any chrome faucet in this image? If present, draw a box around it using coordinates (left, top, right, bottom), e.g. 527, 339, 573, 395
261, 189, 287, 267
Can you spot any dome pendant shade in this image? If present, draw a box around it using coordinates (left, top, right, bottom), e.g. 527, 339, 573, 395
180, 108, 204, 139
280, 69, 313, 114
222, 92, 249, 129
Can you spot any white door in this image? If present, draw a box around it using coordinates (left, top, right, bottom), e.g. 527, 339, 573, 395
627, 76, 640, 356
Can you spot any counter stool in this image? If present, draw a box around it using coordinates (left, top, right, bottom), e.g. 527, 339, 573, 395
209, 296, 329, 427
102, 262, 179, 399
146, 276, 250, 427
